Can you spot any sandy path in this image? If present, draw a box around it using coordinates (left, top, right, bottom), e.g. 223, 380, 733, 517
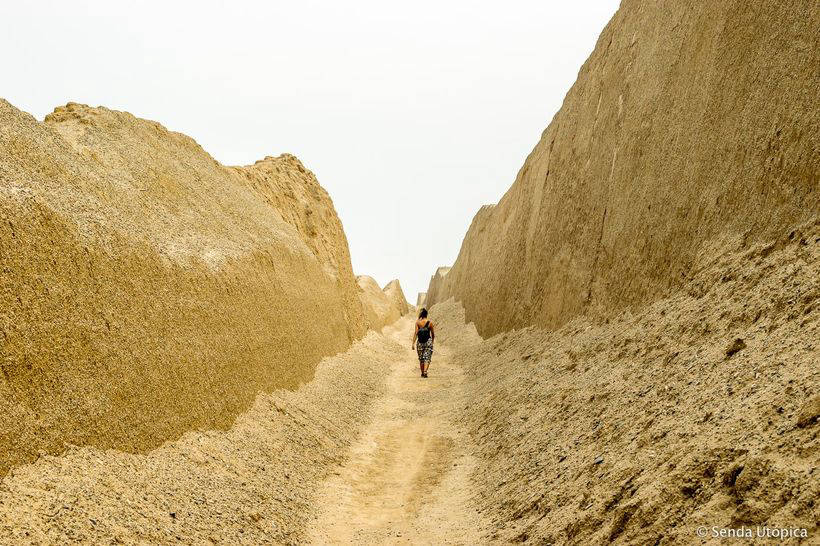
307, 318, 489, 545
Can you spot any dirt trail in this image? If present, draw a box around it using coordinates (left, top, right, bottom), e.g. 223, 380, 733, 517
308, 317, 489, 545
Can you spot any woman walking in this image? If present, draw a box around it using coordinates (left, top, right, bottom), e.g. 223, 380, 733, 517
412, 308, 435, 378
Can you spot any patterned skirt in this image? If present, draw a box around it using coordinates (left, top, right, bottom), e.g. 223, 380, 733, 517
416, 339, 434, 363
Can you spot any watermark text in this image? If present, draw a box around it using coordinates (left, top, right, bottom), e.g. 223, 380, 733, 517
696, 525, 808, 540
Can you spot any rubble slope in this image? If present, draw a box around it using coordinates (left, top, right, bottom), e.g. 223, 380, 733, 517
432, 219, 818, 544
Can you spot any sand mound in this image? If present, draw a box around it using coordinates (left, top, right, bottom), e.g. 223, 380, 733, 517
0, 328, 406, 544
425, 0, 819, 336
432, 219, 819, 543
382, 279, 410, 316
356, 275, 403, 331
0, 100, 365, 475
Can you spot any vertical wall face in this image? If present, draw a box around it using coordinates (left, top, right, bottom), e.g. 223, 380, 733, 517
425, 267, 451, 309
416, 293, 427, 308
427, 0, 820, 336
0, 101, 366, 474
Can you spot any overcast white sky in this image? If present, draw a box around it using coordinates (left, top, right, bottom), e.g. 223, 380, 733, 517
3, 0, 619, 299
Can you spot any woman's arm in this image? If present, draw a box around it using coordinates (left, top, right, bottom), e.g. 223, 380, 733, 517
411, 323, 418, 348
430, 322, 435, 342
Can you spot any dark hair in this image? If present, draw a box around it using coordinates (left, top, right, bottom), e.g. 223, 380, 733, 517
418, 308, 428, 319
